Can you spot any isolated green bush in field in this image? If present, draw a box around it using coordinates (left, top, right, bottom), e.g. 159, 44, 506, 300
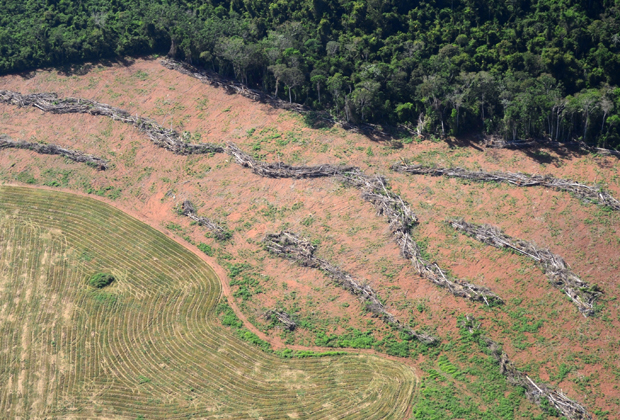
89, 273, 115, 288
197, 242, 214, 256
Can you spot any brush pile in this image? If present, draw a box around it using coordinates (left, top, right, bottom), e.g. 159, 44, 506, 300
0, 90, 225, 155
449, 219, 601, 316
225, 143, 358, 178
393, 163, 620, 211
264, 310, 297, 331
181, 200, 230, 241
0, 134, 108, 170
341, 173, 503, 305
263, 231, 437, 344
222, 149, 500, 305
461, 316, 591, 420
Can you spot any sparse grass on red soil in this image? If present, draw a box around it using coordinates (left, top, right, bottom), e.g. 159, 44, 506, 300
1, 57, 619, 418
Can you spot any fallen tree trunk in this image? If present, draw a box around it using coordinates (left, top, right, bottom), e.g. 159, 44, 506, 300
181, 200, 230, 241
341, 173, 503, 306
484, 137, 541, 150
461, 316, 591, 420
0, 134, 108, 170
449, 219, 601, 316
393, 163, 620, 211
263, 231, 438, 345
225, 143, 358, 179
0, 90, 225, 155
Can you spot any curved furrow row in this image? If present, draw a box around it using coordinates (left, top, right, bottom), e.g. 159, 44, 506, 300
0, 186, 416, 419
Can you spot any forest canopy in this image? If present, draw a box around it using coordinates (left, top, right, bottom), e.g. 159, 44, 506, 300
2, 0, 620, 147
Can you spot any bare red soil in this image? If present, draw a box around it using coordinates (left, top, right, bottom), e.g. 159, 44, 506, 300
1, 58, 619, 415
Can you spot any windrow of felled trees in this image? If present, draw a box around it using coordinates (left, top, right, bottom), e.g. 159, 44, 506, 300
2, 0, 619, 147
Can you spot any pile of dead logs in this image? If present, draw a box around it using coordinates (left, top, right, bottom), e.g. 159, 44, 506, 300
225, 143, 358, 178
0, 89, 503, 305
263, 231, 438, 344
461, 316, 591, 420
221, 149, 502, 305
181, 200, 230, 240
449, 219, 601, 316
341, 173, 504, 305
0, 90, 224, 155
0, 134, 108, 170
393, 163, 620, 211
483, 137, 540, 150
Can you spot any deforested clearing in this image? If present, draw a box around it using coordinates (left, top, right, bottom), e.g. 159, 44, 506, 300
0, 186, 415, 419
1, 58, 620, 419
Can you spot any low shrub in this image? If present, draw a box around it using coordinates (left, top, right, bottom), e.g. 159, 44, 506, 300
197, 242, 214, 256
89, 272, 114, 288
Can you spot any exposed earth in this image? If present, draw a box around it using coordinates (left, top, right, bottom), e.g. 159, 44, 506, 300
1, 57, 619, 418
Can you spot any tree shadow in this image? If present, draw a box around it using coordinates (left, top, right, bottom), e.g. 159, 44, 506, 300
16, 55, 159, 79
17, 70, 37, 80
520, 143, 592, 166
57, 56, 140, 77
303, 111, 335, 130
445, 135, 484, 151
461, 134, 617, 165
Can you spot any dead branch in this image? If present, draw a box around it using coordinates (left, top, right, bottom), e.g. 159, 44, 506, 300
181, 200, 230, 241
264, 310, 297, 331
340, 173, 503, 305
225, 143, 359, 179
0, 90, 225, 156
263, 231, 438, 345
461, 316, 591, 420
449, 219, 601, 316
393, 163, 620, 211
0, 134, 108, 170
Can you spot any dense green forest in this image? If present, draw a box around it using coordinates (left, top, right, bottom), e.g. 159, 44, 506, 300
2, 0, 620, 147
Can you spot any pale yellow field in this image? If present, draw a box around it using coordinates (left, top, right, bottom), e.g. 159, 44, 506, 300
0, 186, 416, 419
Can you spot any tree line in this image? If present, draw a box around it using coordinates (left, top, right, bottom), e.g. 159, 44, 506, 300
2, 0, 620, 147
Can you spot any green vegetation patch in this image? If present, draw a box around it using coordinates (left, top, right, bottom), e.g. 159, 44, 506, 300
89, 272, 115, 288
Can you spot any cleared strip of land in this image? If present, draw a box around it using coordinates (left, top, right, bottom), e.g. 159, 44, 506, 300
0, 89, 499, 305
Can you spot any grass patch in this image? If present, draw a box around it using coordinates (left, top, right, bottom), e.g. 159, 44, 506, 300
89, 272, 115, 288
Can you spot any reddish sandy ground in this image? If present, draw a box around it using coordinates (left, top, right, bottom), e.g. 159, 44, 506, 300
1, 57, 619, 416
